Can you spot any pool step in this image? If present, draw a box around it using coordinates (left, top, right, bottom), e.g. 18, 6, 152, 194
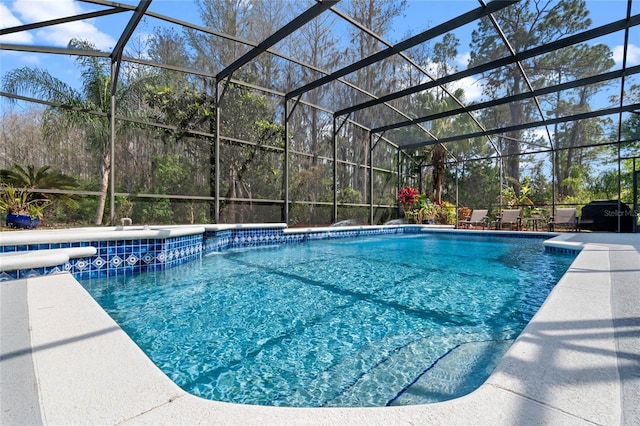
388, 339, 513, 406
290, 335, 513, 407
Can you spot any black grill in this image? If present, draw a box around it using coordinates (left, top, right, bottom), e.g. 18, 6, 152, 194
580, 200, 634, 233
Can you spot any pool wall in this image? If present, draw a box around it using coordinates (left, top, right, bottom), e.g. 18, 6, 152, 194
0, 224, 572, 282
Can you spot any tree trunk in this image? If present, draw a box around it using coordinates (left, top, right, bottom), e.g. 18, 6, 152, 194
431, 144, 446, 203
94, 151, 110, 225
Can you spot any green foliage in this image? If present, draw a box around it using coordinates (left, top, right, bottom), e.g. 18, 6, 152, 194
0, 183, 49, 219
114, 196, 134, 220
337, 187, 362, 204
145, 84, 215, 141
136, 198, 174, 224
289, 164, 333, 225
151, 154, 192, 193
0, 164, 79, 210
436, 201, 457, 225
129, 154, 209, 224
1, 37, 152, 225
560, 166, 588, 202
458, 160, 500, 210
525, 159, 552, 207
253, 119, 285, 148
470, 0, 594, 184
44, 179, 100, 226
621, 85, 640, 151
501, 176, 535, 209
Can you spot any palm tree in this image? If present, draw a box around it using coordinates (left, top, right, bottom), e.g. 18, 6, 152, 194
0, 163, 79, 209
415, 89, 465, 203
2, 39, 146, 224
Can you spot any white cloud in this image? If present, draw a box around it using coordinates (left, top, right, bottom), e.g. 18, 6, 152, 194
5, 0, 116, 49
35, 21, 116, 50
613, 44, 640, 66
419, 57, 484, 103
1, 49, 41, 65
451, 76, 483, 103
525, 127, 552, 144
455, 52, 470, 68
0, 2, 33, 43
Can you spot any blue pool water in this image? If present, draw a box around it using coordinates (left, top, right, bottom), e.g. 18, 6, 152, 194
80, 233, 575, 407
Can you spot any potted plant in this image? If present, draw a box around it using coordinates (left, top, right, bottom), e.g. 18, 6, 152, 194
398, 186, 419, 221
420, 202, 439, 224
411, 195, 439, 224
458, 206, 472, 221
0, 184, 49, 229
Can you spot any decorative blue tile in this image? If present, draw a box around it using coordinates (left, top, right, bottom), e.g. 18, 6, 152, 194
544, 246, 581, 255
0, 225, 567, 282
0, 271, 16, 281
24, 269, 41, 278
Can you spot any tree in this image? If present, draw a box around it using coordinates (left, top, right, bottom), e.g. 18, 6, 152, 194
421, 33, 460, 204
288, 6, 339, 164
187, 0, 253, 77
2, 39, 148, 225
139, 154, 207, 224
339, 0, 407, 205
621, 84, 640, 149
0, 107, 46, 168
537, 43, 615, 198
286, 5, 340, 222
469, 0, 592, 186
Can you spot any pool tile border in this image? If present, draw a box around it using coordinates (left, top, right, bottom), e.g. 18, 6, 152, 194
0, 224, 574, 282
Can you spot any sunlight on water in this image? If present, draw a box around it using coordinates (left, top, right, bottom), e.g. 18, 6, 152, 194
81, 234, 575, 407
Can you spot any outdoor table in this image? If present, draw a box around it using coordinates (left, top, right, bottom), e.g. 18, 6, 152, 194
526, 215, 544, 231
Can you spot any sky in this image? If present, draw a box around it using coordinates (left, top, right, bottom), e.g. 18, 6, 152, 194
1, 0, 639, 107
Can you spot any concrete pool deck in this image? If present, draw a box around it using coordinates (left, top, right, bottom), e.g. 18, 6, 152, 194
1, 232, 639, 425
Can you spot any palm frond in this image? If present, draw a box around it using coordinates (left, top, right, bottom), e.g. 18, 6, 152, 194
2, 67, 81, 105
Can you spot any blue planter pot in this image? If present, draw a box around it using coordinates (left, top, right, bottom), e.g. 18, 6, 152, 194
6, 213, 40, 229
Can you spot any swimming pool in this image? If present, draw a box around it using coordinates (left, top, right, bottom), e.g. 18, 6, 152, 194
80, 233, 575, 407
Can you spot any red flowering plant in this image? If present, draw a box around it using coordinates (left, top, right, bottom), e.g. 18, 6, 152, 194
398, 186, 419, 210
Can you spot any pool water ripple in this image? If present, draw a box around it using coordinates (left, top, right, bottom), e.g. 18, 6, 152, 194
81, 234, 575, 407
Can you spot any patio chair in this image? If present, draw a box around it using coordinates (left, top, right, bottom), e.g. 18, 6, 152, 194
548, 208, 578, 232
494, 209, 521, 230
458, 209, 489, 229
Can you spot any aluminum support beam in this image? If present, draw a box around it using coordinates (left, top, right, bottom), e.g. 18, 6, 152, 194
372, 64, 640, 134
333, 116, 338, 223
287, 0, 517, 100
110, 0, 151, 94
215, 82, 221, 223
284, 99, 290, 224
0, 43, 110, 57
217, 0, 339, 82
337, 14, 640, 118
396, 150, 401, 217
369, 132, 374, 225
109, 62, 116, 226
0, 9, 124, 36
401, 102, 640, 150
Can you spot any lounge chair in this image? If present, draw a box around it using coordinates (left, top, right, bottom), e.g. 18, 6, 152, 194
548, 208, 578, 232
494, 209, 521, 230
458, 209, 489, 229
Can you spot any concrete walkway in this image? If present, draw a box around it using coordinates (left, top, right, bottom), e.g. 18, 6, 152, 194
1, 233, 638, 425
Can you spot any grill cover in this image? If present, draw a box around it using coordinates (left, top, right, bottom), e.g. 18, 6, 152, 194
580, 200, 634, 232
